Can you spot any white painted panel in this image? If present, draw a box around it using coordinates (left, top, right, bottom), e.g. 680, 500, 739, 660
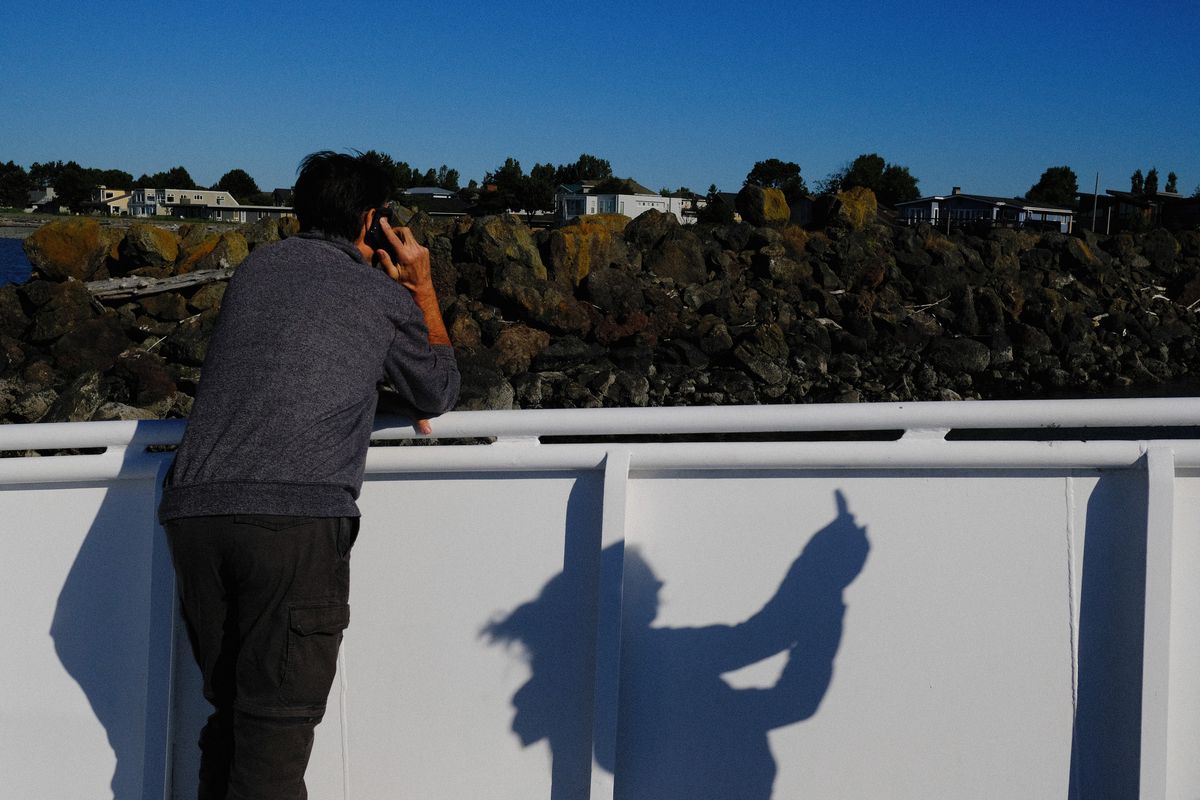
302, 471, 604, 800
1169, 471, 1200, 797
0, 480, 160, 800
621, 472, 1076, 799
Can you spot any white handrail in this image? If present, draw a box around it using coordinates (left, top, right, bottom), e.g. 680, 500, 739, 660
0, 398, 1197, 453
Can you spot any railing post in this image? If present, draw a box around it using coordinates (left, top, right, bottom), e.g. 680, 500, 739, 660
590, 449, 630, 800
1139, 446, 1175, 798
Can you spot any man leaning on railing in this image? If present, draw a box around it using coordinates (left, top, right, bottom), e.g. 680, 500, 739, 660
157, 151, 459, 799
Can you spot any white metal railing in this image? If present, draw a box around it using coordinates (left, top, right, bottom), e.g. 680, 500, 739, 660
2, 398, 1198, 483
1, 398, 1198, 799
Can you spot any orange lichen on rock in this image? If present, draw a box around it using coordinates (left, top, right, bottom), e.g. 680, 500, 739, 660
836, 187, 878, 229
23, 218, 112, 281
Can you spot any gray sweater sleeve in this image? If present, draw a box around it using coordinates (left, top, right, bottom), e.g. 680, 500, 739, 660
383, 323, 460, 416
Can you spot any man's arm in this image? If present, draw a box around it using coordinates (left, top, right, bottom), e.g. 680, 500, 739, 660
375, 220, 458, 433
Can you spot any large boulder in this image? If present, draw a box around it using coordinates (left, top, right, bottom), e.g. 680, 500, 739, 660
111, 349, 177, 406
21, 279, 96, 343
494, 266, 592, 335
624, 209, 679, 253
176, 231, 248, 273
239, 216, 283, 250
460, 214, 546, 279
454, 351, 515, 410
492, 325, 551, 377
546, 214, 631, 286
43, 371, 105, 423
645, 229, 707, 286
834, 187, 878, 229
735, 186, 790, 227
0, 285, 29, 339
51, 315, 131, 377
23, 218, 115, 282
117, 223, 180, 273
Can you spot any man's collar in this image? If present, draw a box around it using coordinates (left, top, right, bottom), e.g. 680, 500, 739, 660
295, 231, 367, 264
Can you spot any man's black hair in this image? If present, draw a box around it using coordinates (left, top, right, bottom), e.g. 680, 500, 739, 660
293, 151, 393, 241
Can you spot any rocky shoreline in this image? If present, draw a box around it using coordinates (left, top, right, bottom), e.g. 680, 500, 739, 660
1, 187, 1198, 426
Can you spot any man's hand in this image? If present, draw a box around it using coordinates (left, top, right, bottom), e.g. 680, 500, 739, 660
375, 219, 433, 293
374, 219, 451, 436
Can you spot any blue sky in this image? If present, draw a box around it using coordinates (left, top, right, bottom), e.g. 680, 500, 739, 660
2, 0, 1197, 199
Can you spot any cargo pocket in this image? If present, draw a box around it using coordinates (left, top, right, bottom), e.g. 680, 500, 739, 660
282, 603, 350, 708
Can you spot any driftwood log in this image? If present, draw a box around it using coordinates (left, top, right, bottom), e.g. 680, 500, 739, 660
86, 268, 234, 300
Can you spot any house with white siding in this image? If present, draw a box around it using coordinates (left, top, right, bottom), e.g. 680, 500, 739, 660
128, 188, 292, 222
556, 179, 704, 224
896, 187, 1074, 233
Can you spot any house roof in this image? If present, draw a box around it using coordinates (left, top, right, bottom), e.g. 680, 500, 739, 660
403, 186, 457, 196
559, 178, 658, 196
896, 191, 1073, 213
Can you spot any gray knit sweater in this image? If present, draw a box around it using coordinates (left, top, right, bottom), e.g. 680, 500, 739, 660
158, 233, 459, 521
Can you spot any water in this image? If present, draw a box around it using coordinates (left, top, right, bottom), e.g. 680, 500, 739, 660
0, 235, 33, 285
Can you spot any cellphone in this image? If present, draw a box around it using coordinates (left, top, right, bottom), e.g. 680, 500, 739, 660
364, 204, 399, 254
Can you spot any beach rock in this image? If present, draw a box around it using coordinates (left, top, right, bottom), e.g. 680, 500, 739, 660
43, 371, 105, 423
111, 349, 176, 406
494, 265, 591, 335
0, 285, 29, 339
10, 386, 57, 422
644, 229, 707, 286
493, 325, 551, 376
139, 292, 190, 321
925, 337, 991, 374
117, 223, 179, 272
23, 279, 95, 343
735, 185, 790, 227
187, 282, 226, 312
239, 216, 283, 249
586, 266, 645, 317
177, 231, 247, 274
624, 209, 679, 253
50, 315, 131, 377
160, 310, 218, 366
546, 214, 631, 286
454, 351, 515, 410
22, 217, 113, 282
460, 214, 546, 279
834, 187, 878, 229
91, 401, 160, 421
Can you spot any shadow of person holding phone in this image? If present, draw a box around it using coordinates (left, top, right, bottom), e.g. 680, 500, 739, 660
485, 489, 869, 799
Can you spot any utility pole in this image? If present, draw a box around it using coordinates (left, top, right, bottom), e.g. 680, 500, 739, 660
1092, 172, 1100, 232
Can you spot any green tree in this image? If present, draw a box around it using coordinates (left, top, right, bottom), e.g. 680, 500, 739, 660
0, 161, 32, 207
745, 158, 808, 204
215, 168, 261, 202
29, 160, 65, 188
1130, 169, 1144, 194
92, 168, 133, 188
1026, 166, 1079, 206
525, 162, 557, 213
137, 166, 197, 190
51, 161, 93, 210
826, 153, 921, 207
1144, 167, 1159, 196
1165, 172, 1178, 193
555, 153, 613, 185
480, 157, 527, 211
697, 186, 734, 225
435, 165, 460, 191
